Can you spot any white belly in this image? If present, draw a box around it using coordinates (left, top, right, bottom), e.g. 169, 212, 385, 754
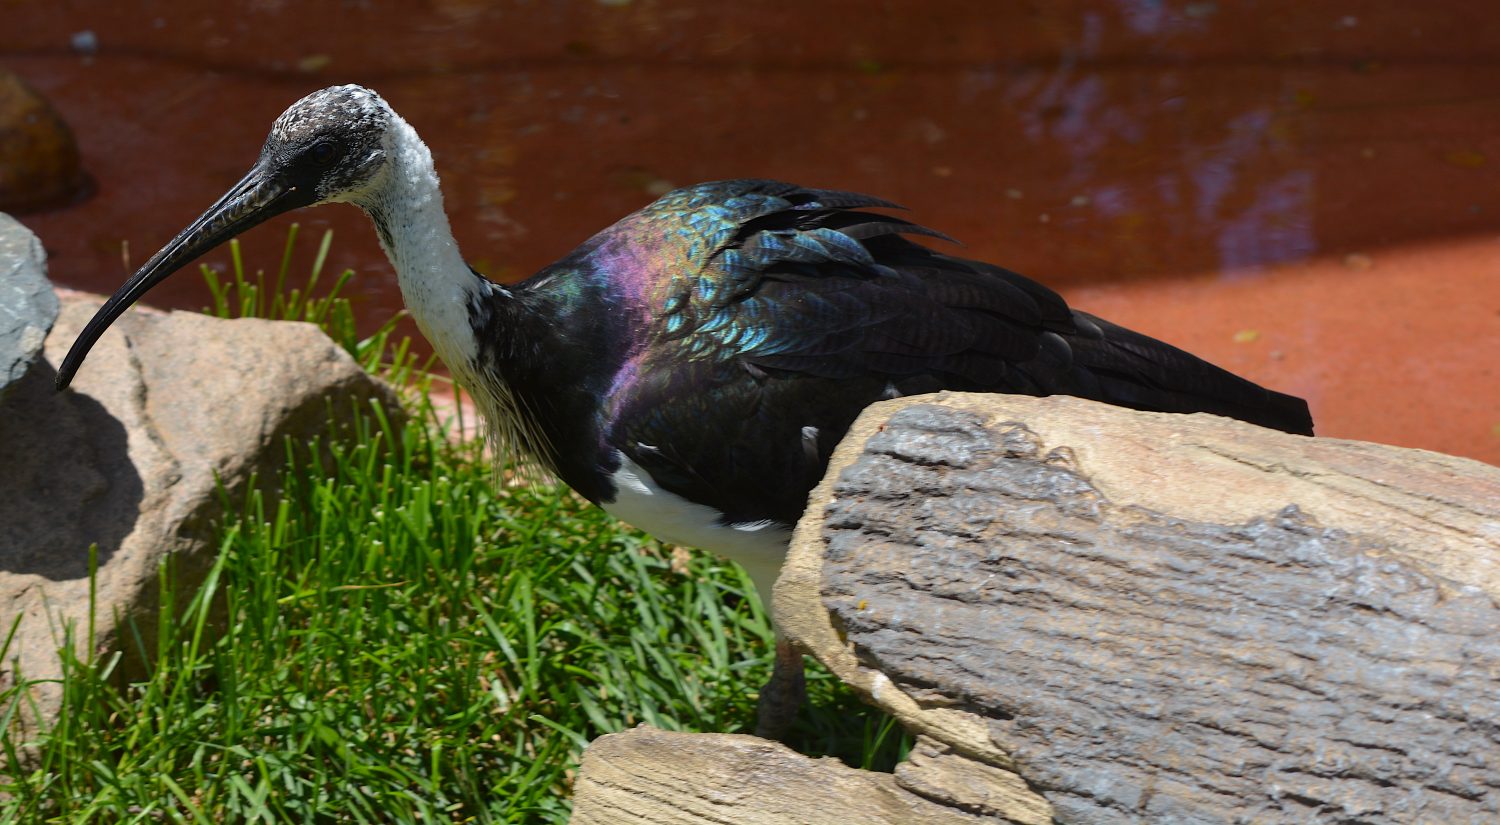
602, 454, 793, 605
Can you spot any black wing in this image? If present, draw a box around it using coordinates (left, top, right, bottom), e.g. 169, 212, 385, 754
608, 180, 1312, 527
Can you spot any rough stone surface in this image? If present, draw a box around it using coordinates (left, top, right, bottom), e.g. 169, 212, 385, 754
0, 214, 58, 400
778, 393, 1500, 825
1, 292, 402, 735
569, 726, 990, 825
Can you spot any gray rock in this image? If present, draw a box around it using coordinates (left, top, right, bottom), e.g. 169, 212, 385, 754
0, 213, 58, 400
1, 291, 402, 739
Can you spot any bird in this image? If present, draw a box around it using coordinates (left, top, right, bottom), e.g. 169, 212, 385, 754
56, 85, 1314, 740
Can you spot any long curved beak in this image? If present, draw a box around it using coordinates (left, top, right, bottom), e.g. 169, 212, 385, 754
54, 167, 315, 390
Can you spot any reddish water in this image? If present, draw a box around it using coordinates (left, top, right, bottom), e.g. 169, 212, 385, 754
5, 1, 1499, 463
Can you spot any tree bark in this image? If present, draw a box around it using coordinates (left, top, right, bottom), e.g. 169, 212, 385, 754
571, 393, 1500, 824
777, 393, 1500, 824
570, 726, 992, 825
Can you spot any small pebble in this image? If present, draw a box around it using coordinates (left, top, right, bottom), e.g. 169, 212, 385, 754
69, 30, 97, 55
298, 54, 333, 73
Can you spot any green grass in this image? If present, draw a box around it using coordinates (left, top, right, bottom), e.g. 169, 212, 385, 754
0, 228, 909, 823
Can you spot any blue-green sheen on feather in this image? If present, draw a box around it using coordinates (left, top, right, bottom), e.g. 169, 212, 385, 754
606, 179, 952, 360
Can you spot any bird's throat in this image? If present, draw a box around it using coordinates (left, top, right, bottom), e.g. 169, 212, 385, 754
353, 112, 551, 474
359, 112, 489, 373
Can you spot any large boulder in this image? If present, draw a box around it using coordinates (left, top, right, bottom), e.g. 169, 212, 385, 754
0, 273, 402, 735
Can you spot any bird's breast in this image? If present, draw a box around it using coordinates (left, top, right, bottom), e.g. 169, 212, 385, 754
601, 452, 792, 600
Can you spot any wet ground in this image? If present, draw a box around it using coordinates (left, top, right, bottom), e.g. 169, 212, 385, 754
5, 1, 1498, 463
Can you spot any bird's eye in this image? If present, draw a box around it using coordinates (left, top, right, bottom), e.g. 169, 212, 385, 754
310, 140, 340, 165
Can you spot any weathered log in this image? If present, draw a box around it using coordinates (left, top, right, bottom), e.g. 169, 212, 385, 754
569, 393, 1500, 823
569, 726, 990, 825
776, 393, 1500, 824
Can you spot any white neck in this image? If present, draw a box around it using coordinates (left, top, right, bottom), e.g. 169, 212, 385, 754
350, 111, 546, 474
356, 112, 488, 369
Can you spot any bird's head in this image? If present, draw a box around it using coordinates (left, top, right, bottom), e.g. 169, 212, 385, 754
261, 84, 396, 205
55, 84, 399, 390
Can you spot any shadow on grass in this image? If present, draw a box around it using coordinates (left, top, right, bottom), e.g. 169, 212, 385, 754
786, 661, 913, 772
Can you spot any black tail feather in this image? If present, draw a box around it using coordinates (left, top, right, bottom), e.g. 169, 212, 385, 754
1067, 312, 1314, 435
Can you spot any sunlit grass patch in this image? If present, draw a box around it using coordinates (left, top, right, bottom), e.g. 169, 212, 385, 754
1, 227, 908, 823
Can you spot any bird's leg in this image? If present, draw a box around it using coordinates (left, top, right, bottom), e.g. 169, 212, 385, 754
754, 636, 806, 740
